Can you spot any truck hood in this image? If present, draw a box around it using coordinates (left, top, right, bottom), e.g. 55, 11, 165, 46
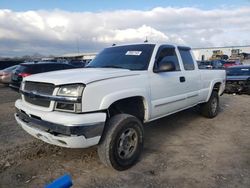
23, 68, 139, 85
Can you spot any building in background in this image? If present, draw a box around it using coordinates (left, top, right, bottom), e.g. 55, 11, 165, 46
56, 52, 97, 61
193, 45, 250, 64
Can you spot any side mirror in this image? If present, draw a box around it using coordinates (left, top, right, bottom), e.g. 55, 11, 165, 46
154, 59, 176, 73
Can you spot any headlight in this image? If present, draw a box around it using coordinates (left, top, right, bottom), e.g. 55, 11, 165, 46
57, 84, 84, 97
55, 84, 84, 113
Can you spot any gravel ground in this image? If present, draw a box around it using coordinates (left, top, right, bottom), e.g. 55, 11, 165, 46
0, 85, 249, 188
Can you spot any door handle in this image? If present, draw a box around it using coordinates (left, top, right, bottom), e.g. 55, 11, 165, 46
179, 76, 186, 82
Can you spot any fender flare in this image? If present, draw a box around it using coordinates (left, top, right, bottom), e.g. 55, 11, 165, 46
206, 79, 224, 101
99, 89, 151, 121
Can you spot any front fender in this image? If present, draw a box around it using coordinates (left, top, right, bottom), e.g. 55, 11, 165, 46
99, 89, 151, 121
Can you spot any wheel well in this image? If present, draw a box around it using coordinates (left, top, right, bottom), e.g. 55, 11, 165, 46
107, 96, 145, 122
213, 82, 221, 92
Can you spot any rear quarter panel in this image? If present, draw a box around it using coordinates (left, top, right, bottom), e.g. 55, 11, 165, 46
199, 69, 226, 102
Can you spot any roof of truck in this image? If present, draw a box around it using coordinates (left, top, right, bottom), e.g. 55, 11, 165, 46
108, 43, 191, 49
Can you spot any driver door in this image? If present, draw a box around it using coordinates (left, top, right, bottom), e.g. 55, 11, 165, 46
149, 45, 188, 119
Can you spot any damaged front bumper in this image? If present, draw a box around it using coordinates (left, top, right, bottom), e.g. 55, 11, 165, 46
15, 99, 107, 148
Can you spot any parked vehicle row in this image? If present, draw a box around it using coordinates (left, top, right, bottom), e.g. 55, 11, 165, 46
0, 59, 88, 87
198, 59, 241, 69
2, 54, 248, 97
9, 62, 84, 90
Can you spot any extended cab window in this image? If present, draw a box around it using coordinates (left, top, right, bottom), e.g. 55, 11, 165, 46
179, 47, 195, 70
155, 47, 180, 71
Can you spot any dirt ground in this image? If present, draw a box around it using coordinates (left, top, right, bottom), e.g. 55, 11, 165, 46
0, 85, 249, 188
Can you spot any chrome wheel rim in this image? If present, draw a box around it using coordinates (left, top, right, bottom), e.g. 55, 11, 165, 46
117, 127, 138, 159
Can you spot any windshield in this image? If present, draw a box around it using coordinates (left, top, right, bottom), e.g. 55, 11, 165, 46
86, 44, 155, 70
226, 67, 250, 76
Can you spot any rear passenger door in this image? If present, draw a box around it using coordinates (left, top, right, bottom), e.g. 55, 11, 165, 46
178, 47, 201, 106
149, 45, 188, 119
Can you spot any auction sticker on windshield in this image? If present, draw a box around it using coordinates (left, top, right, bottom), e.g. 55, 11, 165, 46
125, 51, 142, 56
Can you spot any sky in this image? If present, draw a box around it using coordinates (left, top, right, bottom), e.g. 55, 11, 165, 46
0, 0, 250, 57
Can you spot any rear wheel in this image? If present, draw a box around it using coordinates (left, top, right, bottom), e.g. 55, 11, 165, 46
200, 91, 219, 118
97, 114, 144, 171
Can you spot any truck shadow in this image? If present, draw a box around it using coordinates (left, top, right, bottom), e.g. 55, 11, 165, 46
142, 107, 208, 158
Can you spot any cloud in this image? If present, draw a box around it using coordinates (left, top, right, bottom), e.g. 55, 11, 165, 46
0, 7, 250, 56
95, 25, 169, 43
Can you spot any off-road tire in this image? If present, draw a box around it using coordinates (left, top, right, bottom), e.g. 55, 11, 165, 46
200, 91, 219, 118
97, 114, 144, 171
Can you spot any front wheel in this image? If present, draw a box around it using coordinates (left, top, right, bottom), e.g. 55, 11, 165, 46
97, 114, 144, 171
200, 91, 219, 118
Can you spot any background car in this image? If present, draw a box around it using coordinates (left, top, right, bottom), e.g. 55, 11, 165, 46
225, 65, 250, 94
198, 60, 225, 69
0, 60, 23, 70
0, 65, 18, 84
222, 60, 241, 68
67, 59, 87, 67
9, 62, 83, 90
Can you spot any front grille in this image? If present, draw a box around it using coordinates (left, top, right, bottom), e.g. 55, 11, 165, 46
24, 81, 55, 107
24, 96, 51, 107
24, 81, 54, 95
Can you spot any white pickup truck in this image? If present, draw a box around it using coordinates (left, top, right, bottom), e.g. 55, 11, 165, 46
15, 43, 226, 170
